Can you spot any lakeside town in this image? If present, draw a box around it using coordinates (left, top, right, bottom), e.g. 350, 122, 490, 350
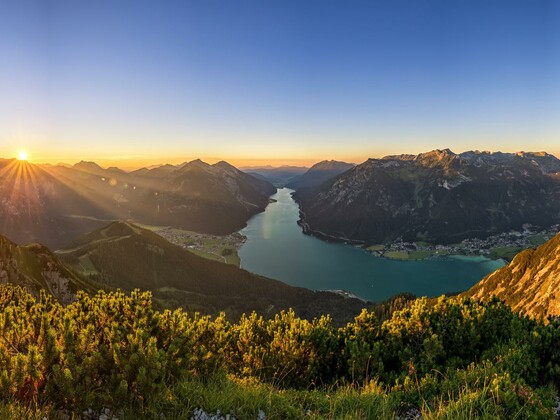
148, 221, 560, 267
367, 224, 560, 261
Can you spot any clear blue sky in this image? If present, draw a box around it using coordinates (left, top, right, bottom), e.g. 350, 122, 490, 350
1, 0, 559, 166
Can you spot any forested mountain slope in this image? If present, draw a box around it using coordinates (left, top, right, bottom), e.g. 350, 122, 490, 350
294, 149, 560, 244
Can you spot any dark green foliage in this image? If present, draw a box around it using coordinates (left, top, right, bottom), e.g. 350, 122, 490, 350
58, 222, 379, 324
0, 285, 557, 417
227, 310, 339, 388
371, 292, 416, 322
0, 286, 229, 409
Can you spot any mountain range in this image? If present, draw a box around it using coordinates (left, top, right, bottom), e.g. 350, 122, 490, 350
242, 165, 309, 187
0, 158, 275, 248
294, 149, 560, 244
3, 150, 560, 323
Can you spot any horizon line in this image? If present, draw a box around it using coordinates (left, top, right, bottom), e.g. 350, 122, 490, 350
3, 147, 559, 171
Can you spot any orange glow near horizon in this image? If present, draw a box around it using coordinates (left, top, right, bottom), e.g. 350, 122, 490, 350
5, 145, 560, 171
26, 155, 335, 170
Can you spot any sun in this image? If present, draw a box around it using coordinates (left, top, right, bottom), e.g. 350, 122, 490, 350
17, 150, 28, 161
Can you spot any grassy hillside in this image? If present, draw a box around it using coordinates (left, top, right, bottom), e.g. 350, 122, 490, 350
0, 284, 558, 418
465, 232, 560, 320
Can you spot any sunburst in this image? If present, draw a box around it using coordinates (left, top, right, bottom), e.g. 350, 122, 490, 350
17, 150, 28, 161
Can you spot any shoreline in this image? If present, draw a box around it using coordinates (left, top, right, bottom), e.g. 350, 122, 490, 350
297, 206, 366, 245
326, 289, 369, 303
297, 210, 508, 263
297, 216, 365, 245
294, 199, 557, 263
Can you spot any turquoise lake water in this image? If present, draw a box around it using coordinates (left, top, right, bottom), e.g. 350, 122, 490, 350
239, 188, 505, 302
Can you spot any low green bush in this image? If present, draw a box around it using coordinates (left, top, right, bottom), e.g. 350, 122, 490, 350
0, 284, 558, 418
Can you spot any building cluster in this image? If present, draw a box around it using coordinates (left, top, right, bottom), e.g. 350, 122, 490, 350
370, 224, 560, 260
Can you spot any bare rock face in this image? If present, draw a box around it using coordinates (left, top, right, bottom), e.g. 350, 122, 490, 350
294, 149, 560, 244
465, 232, 560, 321
0, 236, 86, 303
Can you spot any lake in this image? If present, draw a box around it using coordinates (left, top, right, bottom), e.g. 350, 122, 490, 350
239, 188, 505, 302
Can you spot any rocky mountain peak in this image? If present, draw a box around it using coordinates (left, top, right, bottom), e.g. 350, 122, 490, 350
179, 159, 212, 172
294, 149, 560, 245
415, 149, 457, 164
418, 148, 455, 158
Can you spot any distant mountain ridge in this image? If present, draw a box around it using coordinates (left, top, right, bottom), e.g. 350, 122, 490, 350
465, 232, 560, 320
0, 159, 112, 248
294, 149, 560, 244
0, 158, 276, 247
242, 165, 309, 187
286, 160, 355, 190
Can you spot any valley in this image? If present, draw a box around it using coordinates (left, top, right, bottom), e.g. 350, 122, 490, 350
239, 188, 505, 301
53, 221, 378, 322
3, 1, 560, 417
